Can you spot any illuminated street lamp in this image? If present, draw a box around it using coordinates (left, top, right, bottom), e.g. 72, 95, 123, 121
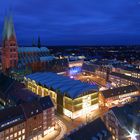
130, 133, 137, 140
128, 130, 137, 140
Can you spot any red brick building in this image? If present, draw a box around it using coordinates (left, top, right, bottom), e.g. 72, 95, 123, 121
1, 16, 18, 73
0, 96, 55, 140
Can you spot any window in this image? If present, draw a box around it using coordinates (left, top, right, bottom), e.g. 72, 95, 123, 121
10, 134, 13, 139
112, 135, 115, 140
10, 128, 13, 133
18, 137, 21, 140
5, 129, 9, 134
18, 131, 21, 136
14, 133, 17, 138
14, 60, 17, 65
10, 60, 13, 65
6, 136, 9, 140
0, 132, 4, 139
22, 129, 25, 134
14, 126, 17, 131
22, 135, 25, 140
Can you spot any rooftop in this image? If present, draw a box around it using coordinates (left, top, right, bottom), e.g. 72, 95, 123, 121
0, 106, 25, 132
18, 47, 49, 53
65, 118, 111, 140
0, 96, 54, 132
0, 74, 39, 105
101, 85, 139, 99
25, 72, 99, 99
111, 101, 140, 132
110, 72, 140, 83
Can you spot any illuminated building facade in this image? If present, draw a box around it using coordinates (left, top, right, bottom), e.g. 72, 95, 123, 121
25, 72, 99, 119
0, 106, 26, 140
99, 85, 140, 109
68, 59, 84, 68
0, 96, 55, 140
112, 66, 140, 79
109, 72, 140, 87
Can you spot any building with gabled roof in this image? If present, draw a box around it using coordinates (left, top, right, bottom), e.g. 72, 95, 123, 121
0, 73, 39, 107
99, 85, 140, 109
0, 95, 55, 140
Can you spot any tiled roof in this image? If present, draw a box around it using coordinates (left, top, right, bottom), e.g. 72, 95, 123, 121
0, 96, 54, 132
101, 85, 139, 99
0, 106, 25, 132
18, 47, 49, 53
39, 96, 54, 110
110, 72, 140, 83
0, 74, 38, 105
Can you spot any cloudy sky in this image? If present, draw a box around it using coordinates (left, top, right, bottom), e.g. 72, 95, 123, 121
0, 0, 140, 46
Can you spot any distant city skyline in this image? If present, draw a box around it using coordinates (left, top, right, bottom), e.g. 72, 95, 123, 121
0, 0, 140, 46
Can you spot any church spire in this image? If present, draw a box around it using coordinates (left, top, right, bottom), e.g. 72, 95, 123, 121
1, 15, 18, 73
38, 36, 41, 48
2, 16, 8, 41
2, 15, 16, 42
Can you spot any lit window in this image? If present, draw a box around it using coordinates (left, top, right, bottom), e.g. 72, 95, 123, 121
22, 129, 25, 134
10, 134, 13, 139
22, 135, 25, 140
6, 136, 9, 140
14, 133, 17, 138
18, 137, 21, 140
18, 131, 21, 136
112, 135, 115, 140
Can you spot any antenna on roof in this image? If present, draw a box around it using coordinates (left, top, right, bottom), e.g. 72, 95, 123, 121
38, 36, 41, 48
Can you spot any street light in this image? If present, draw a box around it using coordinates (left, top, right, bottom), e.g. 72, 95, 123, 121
130, 133, 137, 140
128, 130, 137, 140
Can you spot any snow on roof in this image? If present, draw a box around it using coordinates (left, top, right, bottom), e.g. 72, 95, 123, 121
26, 72, 98, 98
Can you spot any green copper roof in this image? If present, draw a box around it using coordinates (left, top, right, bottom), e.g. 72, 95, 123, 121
2, 15, 16, 41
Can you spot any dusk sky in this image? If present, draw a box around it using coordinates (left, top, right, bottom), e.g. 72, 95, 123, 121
0, 0, 140, 46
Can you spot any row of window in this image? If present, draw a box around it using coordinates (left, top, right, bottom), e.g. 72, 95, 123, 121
5, 135, 25, 140
10, 48, 16, 52
10, 60, 17, 66
0, 129, 25, 140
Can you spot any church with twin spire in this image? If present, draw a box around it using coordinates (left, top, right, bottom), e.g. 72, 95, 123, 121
1, 16, 68, 76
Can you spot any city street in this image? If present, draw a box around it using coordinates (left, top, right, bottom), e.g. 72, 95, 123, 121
74, 74, 107, 87
41, 118, 67, 140
57, 108, 106, 134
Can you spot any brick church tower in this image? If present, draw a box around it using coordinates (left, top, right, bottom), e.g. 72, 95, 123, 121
1, 16, 18, 73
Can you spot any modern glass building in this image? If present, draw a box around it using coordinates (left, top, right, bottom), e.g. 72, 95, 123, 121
25, 72, 99, 119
